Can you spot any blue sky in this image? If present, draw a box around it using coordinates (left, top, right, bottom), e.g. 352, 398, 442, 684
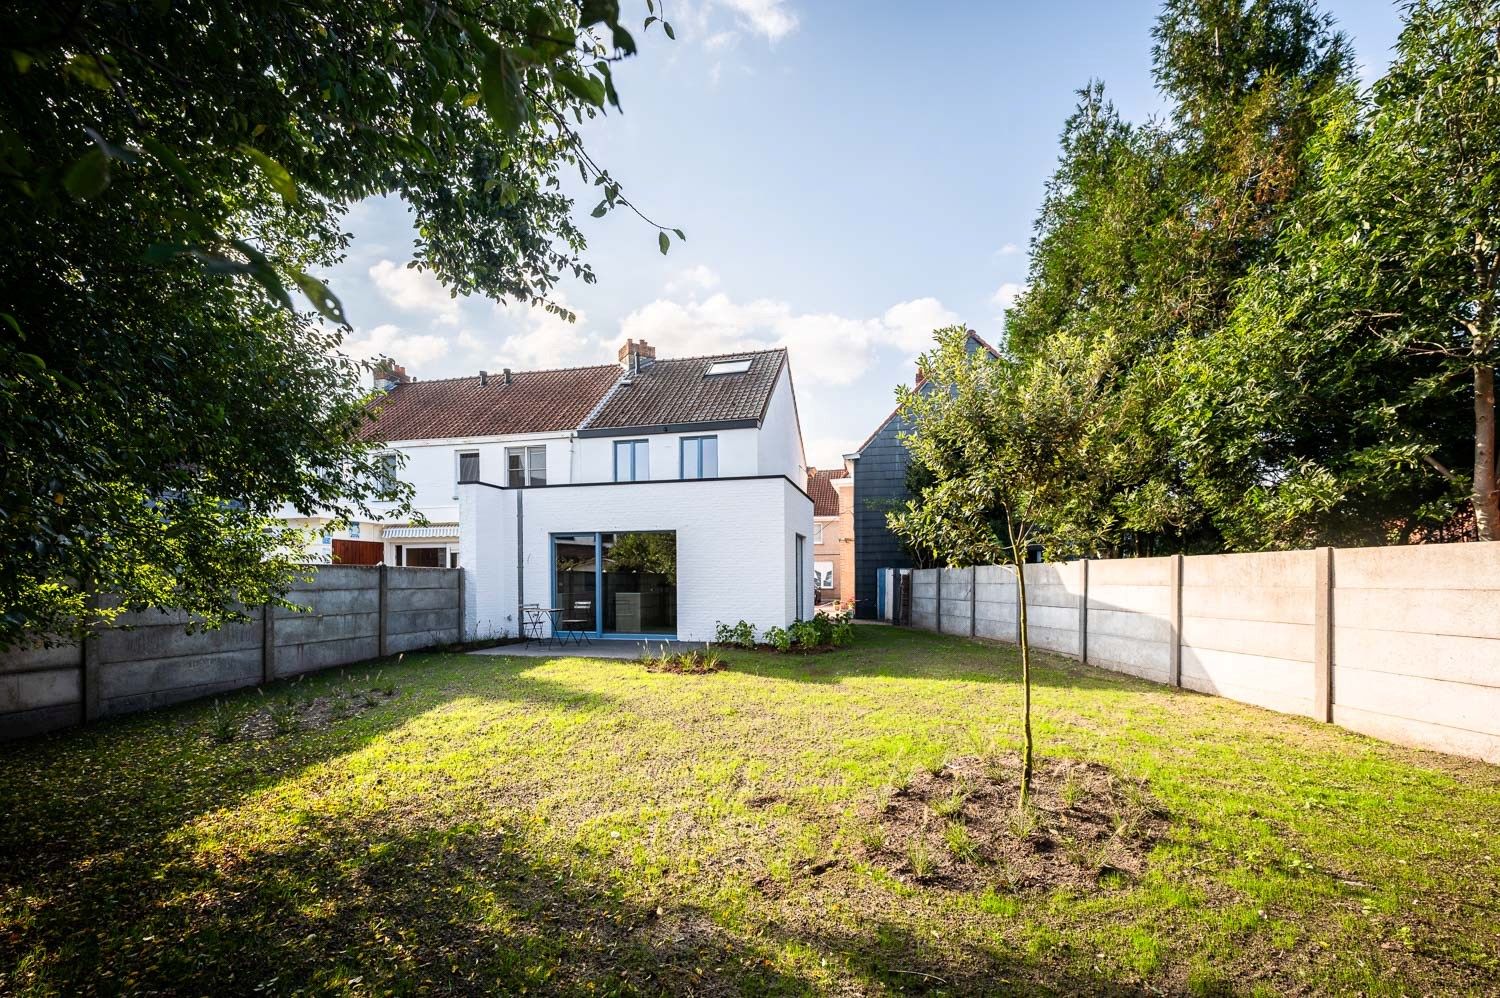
331, 0, 1405, 467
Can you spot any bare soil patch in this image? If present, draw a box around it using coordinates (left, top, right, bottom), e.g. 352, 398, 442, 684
227, 687, 399, 741
860, 754, 1169, 892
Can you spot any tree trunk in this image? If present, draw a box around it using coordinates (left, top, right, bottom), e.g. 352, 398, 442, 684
1476, 363, 1499, 541
1007, 517, 1033, 808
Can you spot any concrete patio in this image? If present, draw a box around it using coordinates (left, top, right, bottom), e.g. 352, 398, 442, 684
469, 639, 708, 660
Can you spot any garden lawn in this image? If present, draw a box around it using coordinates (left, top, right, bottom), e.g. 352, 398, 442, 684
2, 625, 1497, 995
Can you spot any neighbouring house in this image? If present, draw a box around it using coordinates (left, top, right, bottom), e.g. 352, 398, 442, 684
807, 466, 852, 605
277, 360, 621, 568
283, 339, 815, 641
844, 329, 997, 618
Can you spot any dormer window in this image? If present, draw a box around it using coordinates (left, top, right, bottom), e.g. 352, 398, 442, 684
705, 358, 752, 376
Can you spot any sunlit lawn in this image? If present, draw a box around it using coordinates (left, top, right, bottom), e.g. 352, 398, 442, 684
2, 625, 1497, 995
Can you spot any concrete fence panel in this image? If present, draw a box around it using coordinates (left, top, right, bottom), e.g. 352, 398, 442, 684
973, 565, 1017, 641
889, 541, 1500, 764
939, 568, 973, 636
1179, 550, 1317, 717
1, 565, 462, 741
1085, 556, 1174, 684
1330, 545, 1500, 763
910, 569, 938, 631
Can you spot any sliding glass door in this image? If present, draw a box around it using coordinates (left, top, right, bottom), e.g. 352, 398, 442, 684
552, 531, 676, 637
553, 534, 597, 628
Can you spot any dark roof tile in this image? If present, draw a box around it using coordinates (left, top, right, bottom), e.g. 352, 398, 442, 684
584, 349, 785, 431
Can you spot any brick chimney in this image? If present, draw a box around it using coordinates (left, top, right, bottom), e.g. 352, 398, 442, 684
373, 362, 410, 391
618, 338, 656, 374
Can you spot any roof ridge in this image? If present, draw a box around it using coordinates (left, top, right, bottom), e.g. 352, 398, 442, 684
388, 362, 619, 385
637, 347, 787, 364
577, 370, 629, 431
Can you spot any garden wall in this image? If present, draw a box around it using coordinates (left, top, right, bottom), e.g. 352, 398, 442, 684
903, 542, 1500, 765
0, 565, 462, 741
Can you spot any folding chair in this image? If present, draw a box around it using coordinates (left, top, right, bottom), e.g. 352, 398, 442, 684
561, 600, 593, 646
519, 604, 548, 648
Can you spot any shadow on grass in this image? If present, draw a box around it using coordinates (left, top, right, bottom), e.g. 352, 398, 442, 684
721, 625, 1145, 696
0, 656, 619, 977
3, 800, 1153, 996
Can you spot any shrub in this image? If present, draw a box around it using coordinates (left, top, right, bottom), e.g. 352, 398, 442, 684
644, 646, 726, 675
764, 625, 794, 653
713, 619, 757, 649
789, 617, 825, 647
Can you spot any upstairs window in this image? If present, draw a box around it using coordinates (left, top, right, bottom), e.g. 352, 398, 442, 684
680, 435, 718, 479
454, 450, 479, 497
614, 439, 650, 482
376, 451, 400, 490
506, 445, 547, 487
705, 358, 752, 376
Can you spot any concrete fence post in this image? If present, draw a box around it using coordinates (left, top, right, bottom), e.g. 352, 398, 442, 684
1314, 546, 1334, 722
969, 566, 977, 637
456, 566, 466, 642
262, 601, 277, 683
81, 628, 102, 723
1169, 554, 1184, 687
935, 569, 942, 634
1077, 559, 1089, 664
378, 564, 391, 658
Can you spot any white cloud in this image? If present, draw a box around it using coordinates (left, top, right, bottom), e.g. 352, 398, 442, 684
991, 282, 1026, 311
997, 242, 1021, 256
718, 0, 798, 41
487, 295, 606, 371
803, 435, 857, 469
368, 259, 462, 325
881, 297, 962, 353
665, 264, 721, 294
703, 30, 738, 50
342, 322, 451, 368
618, 292, 958, 386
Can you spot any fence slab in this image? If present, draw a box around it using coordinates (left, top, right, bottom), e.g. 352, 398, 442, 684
1, 565, 461, 740
891, 542, 1500, 764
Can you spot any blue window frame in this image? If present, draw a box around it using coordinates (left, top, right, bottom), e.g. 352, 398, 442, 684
551, 531, 677, 639
614, 439, 650, 482
680, 435, 718, 479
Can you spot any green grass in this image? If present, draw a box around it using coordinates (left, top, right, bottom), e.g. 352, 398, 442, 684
1, 626, 1497, 995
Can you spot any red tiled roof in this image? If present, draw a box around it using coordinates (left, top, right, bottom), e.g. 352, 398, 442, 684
359, 365, 620, 442
807, 468, 848, 517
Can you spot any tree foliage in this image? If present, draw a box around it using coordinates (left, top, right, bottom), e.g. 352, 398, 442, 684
1, 0, 676, 645
950, 0, 1494, 556
888, 327, 1138, 800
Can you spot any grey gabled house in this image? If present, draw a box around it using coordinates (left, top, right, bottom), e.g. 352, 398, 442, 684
844, 330, 998, 619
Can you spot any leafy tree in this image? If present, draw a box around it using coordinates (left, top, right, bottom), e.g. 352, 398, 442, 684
1248, 0, 1499, 539
1003, 0, 1358, 553
1, 0, 678, 645
889, 328, 1138, 804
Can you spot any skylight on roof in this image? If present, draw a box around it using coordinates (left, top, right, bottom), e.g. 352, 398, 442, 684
705, 358, 752, 376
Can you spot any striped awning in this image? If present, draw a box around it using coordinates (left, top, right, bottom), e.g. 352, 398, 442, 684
379, 524, 459, 539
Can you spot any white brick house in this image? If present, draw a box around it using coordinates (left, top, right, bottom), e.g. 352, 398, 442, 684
284, 340, 814, 642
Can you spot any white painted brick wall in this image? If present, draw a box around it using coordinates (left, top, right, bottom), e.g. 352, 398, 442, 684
461, 477, 813, 642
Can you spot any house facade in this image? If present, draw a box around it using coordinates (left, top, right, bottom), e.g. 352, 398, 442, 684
459, 341, 813, 642
807, 466, 852, 605
278, 340, 814, 642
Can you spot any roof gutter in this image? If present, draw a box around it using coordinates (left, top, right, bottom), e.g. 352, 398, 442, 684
576, 417, 760, 439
